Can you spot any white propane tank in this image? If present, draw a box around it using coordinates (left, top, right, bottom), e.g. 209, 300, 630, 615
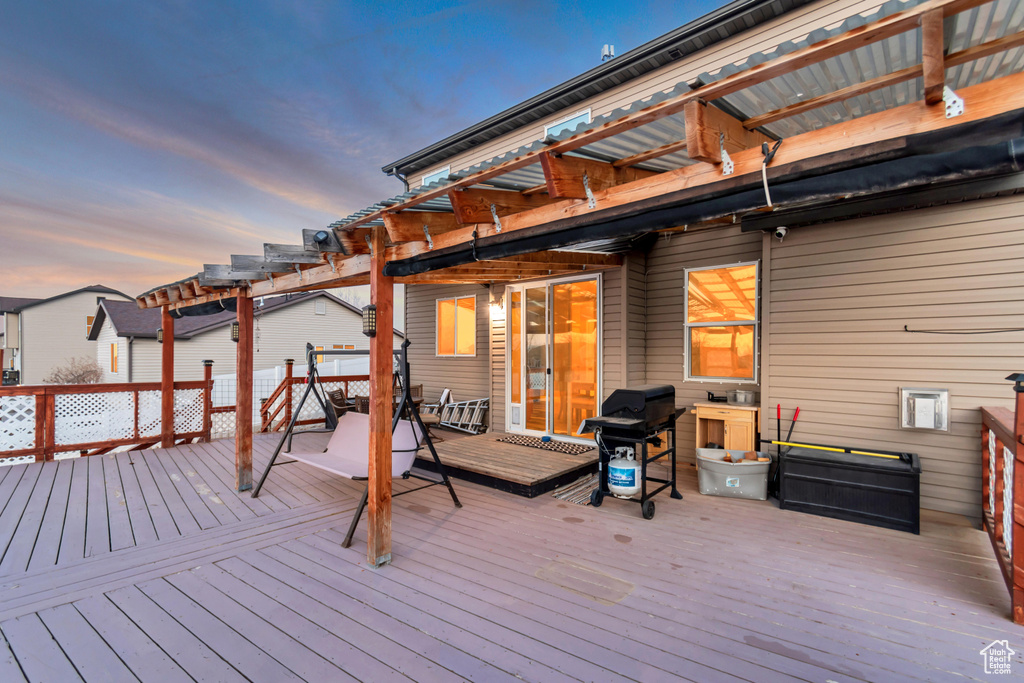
607, 447, 641, 498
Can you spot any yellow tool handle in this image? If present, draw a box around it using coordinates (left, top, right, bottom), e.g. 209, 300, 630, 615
771, 440, 901, 460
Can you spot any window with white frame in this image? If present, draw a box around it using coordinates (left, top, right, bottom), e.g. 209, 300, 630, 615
436, 296, 476, 356
544, 110, 591, 138
86, 315, 95, 338
420, 165, 451, 187
684, 262, 758, 382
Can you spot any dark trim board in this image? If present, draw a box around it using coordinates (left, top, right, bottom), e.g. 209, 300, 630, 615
415, 457, 597, 498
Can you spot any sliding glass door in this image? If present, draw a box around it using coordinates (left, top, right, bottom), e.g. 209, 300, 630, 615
507, 274, 600, 439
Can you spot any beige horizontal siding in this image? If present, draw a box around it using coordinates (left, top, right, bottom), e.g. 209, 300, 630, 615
406, 284, 490, 405
20, 291, 132, 385
764, 195, 1024, 520
644, 225, 764, 463
417, 0, 882, 182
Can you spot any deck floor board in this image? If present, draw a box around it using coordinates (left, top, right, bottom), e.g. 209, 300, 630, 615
0, 434, 1020, 682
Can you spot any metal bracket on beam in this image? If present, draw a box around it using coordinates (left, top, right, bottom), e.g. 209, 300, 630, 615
490, 204, 502, 233
295, 264, 302, 282
327, 254, 336, 272
720, 133, 734, 176
582, 172, 596, 209
365, 235, 374, 254
943, 86, 964, 119
423, 224, 434, 250
268, 273, 274, 287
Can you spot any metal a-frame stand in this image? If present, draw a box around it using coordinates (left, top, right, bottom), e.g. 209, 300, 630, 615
251, 340, 461, 547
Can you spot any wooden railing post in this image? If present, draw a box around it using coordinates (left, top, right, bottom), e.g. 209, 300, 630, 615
284, 359, 294, 429
1008, 373, 1024, 624
42, 390, 55, 462
202, 360, 214, 443
34, 393, 46, 463
160, 307, 175, 448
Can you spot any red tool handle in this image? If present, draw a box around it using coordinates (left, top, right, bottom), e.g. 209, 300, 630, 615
777, 404, 781, 420
792, 407, 800, 421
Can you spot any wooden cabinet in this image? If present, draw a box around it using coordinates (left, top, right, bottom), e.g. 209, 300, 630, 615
694, 402, 759, 452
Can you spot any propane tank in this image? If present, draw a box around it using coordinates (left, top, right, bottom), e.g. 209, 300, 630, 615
607, 446, 641, 498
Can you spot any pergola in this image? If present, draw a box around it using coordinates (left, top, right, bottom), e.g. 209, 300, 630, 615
137, 0, 1024, 566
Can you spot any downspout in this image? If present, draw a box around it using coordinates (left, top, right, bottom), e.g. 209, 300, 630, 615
127, 336, 134, 383
387, 167, 410, 192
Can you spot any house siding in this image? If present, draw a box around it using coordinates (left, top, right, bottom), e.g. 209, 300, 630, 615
405, 285, 490, 405
415, 0, 881, 182
644, 225, 765, 464
96, 319, 126, 383
762, 195, 1024, 520
20, 291, 132, 385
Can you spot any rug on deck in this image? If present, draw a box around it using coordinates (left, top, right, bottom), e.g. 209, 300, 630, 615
551, 474, 599, 505
495, 434, 594, 455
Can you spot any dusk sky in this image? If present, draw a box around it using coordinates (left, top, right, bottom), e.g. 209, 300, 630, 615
0, 1, 715, 299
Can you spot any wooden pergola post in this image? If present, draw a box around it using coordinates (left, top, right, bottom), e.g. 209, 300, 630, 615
160, 307, 175, 449
235, 295, 254, 491
367, 226, 394, 567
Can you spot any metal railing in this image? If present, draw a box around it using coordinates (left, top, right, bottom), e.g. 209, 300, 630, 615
981, 374, 1024, 625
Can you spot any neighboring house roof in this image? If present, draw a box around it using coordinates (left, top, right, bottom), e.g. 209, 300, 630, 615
0, 296, 43, 313
381, 0, 814, 178
2, 285, 131, 313
89, 291, 403, 340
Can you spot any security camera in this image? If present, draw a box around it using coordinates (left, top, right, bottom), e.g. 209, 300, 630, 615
773, 226, 788, 241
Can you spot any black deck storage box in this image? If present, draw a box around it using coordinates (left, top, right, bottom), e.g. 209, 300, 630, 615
778, 447, 921, 534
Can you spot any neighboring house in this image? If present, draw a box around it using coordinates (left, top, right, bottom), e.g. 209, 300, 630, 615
88, 291, 403, 383
364, 0, 1024, 520
1, 286, 132, 385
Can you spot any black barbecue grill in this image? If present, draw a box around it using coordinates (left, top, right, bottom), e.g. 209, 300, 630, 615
579, 385, 685, 519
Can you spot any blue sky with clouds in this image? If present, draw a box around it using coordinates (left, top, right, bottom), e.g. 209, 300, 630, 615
0, 0, 716, 298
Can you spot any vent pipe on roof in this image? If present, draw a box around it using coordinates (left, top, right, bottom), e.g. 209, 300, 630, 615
602, 44, 615, 61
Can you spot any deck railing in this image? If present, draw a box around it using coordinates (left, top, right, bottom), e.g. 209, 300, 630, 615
981, 375, 1024, 624
0, 379, 213, 464
258, 366, 370, 433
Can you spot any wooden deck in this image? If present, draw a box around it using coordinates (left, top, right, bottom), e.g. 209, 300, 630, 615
0, 434, 1021, 681
424, 431, 598, 497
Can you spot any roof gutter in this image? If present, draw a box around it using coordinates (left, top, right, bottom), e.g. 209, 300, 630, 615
383, 113, 1024, 277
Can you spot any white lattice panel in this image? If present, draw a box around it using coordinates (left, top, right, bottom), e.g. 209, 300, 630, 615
211, 412, 236, 440
989, 429, 996, 515
294, 385, 329, 423
54, 392, 135, 446
1, 455, 36, 466
1004, 446, 1014, 558
174, 389, 204, 434
0, 395, 36, 452
138, 391, 162, 438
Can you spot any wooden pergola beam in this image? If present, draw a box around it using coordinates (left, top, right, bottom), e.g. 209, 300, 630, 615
448, 188, 557, 224
922, 10, 946, 105
382, 211, 461, 243
612, 139, 689, 168
160, 307, 174, 449
235, 294, 254, 492
539, 152, 658, 199
338, 0, 990, 230
685, 100, 771, 164
249, 254, 371, 297
743, 29, 1024, 130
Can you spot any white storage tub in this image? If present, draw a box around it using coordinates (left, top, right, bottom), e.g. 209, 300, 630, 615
696, 448, 771, 501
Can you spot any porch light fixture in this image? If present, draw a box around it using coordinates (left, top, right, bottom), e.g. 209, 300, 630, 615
156, 327, 163, 344
231, 321, 240, 343
362, 304, 377, 337
1007, 372, 1024, 393
313, 230, 330, 244
489, 292, 505, 316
